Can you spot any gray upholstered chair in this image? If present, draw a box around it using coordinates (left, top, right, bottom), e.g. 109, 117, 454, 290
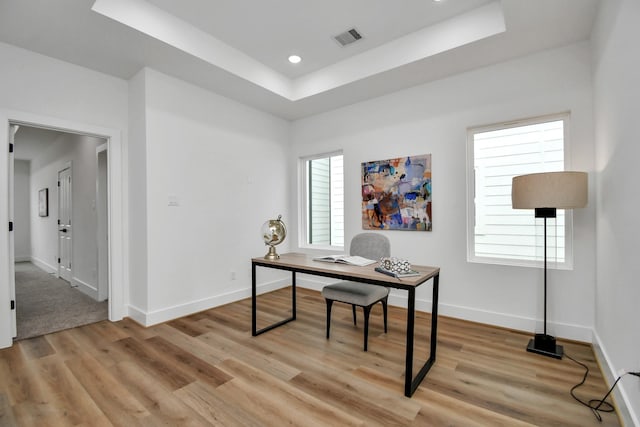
321, 233, 391, 351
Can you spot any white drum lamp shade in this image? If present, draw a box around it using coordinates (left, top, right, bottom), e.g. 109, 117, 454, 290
512, 171, 588, 209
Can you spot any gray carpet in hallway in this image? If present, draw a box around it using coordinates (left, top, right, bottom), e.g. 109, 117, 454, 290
15, 262, 108, 340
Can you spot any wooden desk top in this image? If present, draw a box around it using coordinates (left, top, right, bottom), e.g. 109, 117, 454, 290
252, 252, 439, 290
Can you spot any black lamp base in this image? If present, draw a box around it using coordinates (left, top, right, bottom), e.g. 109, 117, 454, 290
527, 334, 563, 359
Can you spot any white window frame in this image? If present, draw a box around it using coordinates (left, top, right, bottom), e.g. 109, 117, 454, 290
299, 151, 344, 250
466, 113, 575, 269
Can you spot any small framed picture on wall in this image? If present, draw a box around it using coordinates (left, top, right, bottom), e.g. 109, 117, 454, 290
38, 188, 49, 217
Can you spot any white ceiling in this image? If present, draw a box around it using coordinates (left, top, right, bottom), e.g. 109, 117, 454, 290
144, 0, 495, 79
0, 0, 599, 120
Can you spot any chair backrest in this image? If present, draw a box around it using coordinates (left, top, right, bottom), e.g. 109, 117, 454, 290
349, 233, 390, 260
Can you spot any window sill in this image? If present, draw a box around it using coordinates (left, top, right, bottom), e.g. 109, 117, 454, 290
298, 244, 345, 253
467, 255, 573, 271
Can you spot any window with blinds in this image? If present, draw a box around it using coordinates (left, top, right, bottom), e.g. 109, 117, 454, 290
303, 153, 344, 248
467, 114, 572, 267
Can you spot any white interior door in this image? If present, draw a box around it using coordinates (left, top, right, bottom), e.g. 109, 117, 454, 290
58, 166, 72, 283
8, 125, 17, 338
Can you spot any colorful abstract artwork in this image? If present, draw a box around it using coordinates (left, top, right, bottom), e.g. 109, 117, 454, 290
361, 154, 432, 231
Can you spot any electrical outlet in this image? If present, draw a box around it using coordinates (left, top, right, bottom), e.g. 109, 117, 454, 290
230, 271, 236, 280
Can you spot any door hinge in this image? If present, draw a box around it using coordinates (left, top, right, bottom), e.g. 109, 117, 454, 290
10, 300, 15, 310
58, 219, 60, 225
58, 180, 60, 187
9, 221, 13, 232
9, 143, 14, 153
58, 258, 61, 264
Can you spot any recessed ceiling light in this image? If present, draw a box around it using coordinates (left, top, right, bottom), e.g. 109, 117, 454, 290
288, 55, 302, 64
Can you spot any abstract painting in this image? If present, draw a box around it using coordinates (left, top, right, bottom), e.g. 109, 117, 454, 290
361, 154, 432, 231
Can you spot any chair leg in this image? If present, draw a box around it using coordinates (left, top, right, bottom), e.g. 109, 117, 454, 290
363, 305, 372, 351
325, 299, 333, 339
382, 297, 388, 333
352, 304, 357, 325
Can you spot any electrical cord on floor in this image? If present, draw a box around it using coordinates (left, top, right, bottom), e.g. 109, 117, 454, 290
565, 353, 637, 422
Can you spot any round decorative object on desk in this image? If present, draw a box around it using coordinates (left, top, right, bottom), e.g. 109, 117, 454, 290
380, 257, 412, 273
262, 215, 286, 260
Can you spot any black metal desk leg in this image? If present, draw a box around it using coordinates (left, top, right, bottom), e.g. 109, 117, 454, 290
404, 287, 416, 397
292, 271, 297, 320
251, 262, 297, 336
405, 273, 440, 397
430, 274, 439, 358
252, 262, 257, 336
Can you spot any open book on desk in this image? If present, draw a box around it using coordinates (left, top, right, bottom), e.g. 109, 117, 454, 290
312, 254, 376, 266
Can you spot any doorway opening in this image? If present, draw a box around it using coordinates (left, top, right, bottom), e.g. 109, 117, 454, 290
11, 124, 109, 340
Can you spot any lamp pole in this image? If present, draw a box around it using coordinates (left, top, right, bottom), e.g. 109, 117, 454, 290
530, 207, 562, 358
543, 214, 547, 337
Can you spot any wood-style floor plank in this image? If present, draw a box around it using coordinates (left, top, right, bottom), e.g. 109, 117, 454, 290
217, 358, 365, 426
109, 360, 212, 426
34, 357, 112, 426
0, 287, 622, 426
175, 380, 264, 427
64, 354, 150, 425
0, 392, 18, 426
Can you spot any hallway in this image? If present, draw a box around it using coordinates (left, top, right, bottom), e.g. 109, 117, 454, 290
15, 262, 108, 340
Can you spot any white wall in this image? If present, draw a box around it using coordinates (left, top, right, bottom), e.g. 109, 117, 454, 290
592, 0, 640, 425
127, 70, 149, 313
0, 42, 128, 347
0, 43, 128, 126
128, 69, 291, 325
13, 160, 31, 261
29, 144, 61, 272
291, 42, 596, 342
29, 133, 105, 296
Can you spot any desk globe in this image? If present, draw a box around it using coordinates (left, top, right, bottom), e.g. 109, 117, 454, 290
261, 215, 286, 260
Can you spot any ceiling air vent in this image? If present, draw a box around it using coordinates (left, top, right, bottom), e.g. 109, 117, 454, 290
333, 28, 363, 47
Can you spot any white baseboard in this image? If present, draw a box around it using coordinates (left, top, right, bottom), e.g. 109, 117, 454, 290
421, 299, 593, 343
296, 277, 592, 342
30, 256, 57, 274
126, 278, 291, 327
127, 274, 591, 342
14, 255, 30, 262
127, 304, 147, 326
592, 330, 638, 427
72, 277, 99, 300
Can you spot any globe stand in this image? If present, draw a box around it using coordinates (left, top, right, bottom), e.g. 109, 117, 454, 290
264, 245, 280, 260
261, 214, 285, 260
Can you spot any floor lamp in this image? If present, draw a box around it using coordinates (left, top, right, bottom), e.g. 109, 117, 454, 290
512, 171, 588, 359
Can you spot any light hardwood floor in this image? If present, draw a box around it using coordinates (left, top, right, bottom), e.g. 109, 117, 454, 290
0, 287, 621, 426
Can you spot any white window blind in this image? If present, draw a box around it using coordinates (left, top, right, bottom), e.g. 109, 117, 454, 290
468, 115, 571, 266
305, 154, 344, 247
329, 155, 344, 246
309, 157, 330, 244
